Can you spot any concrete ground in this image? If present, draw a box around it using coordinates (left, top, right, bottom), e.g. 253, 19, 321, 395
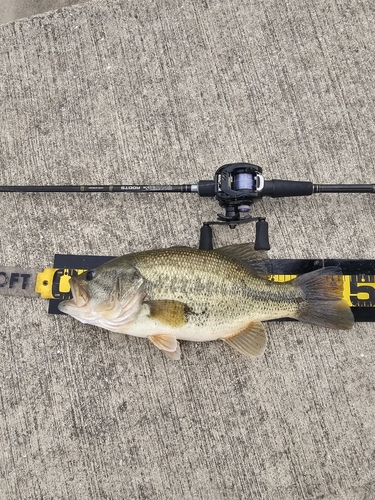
0, 0, 86, 25
0, 0, 374, 498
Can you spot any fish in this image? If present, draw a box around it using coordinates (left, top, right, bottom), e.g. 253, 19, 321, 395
58, 244, 354, 360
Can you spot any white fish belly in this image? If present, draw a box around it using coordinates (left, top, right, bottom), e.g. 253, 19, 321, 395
119, 304, 260, 342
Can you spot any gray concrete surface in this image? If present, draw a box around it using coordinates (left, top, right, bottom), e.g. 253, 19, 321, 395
0, 0, 86, 25
0, 0, 375, 498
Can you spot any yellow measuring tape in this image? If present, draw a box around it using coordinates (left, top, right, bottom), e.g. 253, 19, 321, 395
35, 268, 86, 299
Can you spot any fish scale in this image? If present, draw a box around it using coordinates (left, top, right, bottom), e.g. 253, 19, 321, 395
128, 248, 300, 319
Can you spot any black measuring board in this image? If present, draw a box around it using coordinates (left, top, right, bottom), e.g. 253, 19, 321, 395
49, 254, 375, 322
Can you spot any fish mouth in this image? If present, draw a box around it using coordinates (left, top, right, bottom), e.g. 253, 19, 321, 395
58, 274, 146, 332
59, 276, 90, 310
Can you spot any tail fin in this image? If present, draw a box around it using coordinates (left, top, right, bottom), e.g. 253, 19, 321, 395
293, 267, 354, 330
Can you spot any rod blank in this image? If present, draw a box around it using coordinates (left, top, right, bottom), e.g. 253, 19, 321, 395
0, 181, 374, 196
0, 184, 195, 193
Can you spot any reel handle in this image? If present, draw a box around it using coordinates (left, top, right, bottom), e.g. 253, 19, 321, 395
255, 219, 270, 250
199, 217, 270, 251
199, 225, 214, 250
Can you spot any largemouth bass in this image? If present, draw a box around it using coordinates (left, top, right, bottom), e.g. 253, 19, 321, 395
58, 244, 354, 360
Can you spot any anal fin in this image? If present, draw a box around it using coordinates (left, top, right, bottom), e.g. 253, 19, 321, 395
224, 321, 267, 357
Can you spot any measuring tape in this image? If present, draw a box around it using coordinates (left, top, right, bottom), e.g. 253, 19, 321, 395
1, 255, 375, 320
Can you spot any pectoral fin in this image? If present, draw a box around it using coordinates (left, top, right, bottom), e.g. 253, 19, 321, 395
224, 321, 267, 357
147, 300, 189, 327
149, 334, 181, 360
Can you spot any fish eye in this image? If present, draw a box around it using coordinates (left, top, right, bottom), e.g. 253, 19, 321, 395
86, 270, 96, 281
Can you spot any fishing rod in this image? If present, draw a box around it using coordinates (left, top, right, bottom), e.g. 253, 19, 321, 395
1, 162, 374, 250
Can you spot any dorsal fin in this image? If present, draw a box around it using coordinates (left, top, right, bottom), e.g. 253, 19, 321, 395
214, 243, 269, 277
215, 243, 268, 261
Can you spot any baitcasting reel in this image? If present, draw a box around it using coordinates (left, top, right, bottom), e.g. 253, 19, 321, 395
197, 163, 270, 251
